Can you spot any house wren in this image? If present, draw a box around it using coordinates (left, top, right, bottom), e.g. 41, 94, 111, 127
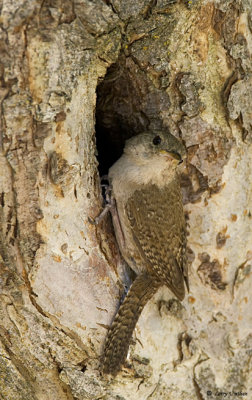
100, 130, 188, 375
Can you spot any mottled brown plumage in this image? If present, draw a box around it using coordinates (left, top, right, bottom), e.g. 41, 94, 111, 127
101, 130, 188, 375
125, 182, 187, 300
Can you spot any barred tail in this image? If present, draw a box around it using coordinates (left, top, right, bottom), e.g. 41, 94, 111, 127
101, 273, 161, 375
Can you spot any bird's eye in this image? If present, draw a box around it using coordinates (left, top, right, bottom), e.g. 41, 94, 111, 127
153, 136, 162, 145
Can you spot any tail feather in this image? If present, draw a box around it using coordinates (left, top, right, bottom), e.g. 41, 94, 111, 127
101, 273, 161, 375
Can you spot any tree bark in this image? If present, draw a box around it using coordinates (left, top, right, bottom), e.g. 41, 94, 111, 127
0, 1, 251, 399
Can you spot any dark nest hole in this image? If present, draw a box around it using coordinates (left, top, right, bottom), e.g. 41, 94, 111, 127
95, 56, 166, 176
95, 61, 146, 176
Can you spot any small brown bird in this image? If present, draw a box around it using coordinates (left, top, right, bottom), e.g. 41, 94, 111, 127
100, 130, 188, 375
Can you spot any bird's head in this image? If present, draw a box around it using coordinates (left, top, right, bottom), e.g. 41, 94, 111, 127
124, 130, 186, 170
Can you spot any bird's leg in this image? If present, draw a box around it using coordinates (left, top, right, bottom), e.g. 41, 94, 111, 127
88, 179, 112, 225
89, 183, 126, 249
88, 203, 112, 225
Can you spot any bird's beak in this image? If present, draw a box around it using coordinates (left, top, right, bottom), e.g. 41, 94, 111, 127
159, 150, 183, 164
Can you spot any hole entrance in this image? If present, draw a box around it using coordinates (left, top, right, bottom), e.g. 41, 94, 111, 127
95, 55, 168, 176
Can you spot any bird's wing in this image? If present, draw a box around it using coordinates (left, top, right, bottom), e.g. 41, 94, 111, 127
125, 182, 187, 300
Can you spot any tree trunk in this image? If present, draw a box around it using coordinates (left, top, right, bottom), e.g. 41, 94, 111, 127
0, 1, 251, 399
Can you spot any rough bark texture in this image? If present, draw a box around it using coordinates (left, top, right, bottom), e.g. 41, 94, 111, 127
0, 1, 251, 399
